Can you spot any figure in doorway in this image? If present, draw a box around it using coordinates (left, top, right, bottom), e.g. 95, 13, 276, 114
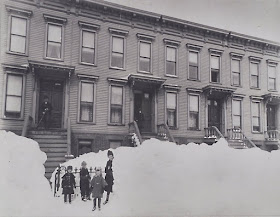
135, 109, 144, 130
40, 96, 52, 129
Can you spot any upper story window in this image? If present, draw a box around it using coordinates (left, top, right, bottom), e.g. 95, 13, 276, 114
232, 99, 242, 129
267, 60, 278, 91
187, 44, 202, 81
6, 6, 32, 55
249, 56, 262, 89
164, 39, 180, 77
44, 15, 67, 60
230, 53, 244, 87
137, 33, 155, 73
209, 49, 223, 83
109, 28, 128, 70
166, 92, 178, 128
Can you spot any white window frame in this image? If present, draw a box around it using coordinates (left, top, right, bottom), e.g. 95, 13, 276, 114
250, 98, 262, 133
188, 93, 200, 130
164, 39, 180, 77
249, 56, 262, 89
2, 70, 26, 120
165, 91, 179, 129
209, 49, 223, 83
108, 84, 125, 125
187, 44, 203, 81
109, 28, 128, 70
232, 98, 243, 129
267, 60, 278, 91
77, 77, 97, 124
6, 6, 32, 56
230, 53, 244, 87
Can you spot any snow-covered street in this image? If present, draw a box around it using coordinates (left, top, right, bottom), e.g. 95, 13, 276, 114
2, 130, 280, 217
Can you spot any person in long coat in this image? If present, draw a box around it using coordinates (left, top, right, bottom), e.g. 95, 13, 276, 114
103, 150, 114, 204
90, 167, 107, 211
80, 161, 90, 201
62, 166, 76, 204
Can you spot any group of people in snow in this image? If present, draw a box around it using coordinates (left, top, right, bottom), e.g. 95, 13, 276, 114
61, 150, 114, 211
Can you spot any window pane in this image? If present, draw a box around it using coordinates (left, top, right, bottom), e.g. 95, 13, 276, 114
167, 110, 176, 127
211, 56, 219, 69
112, 52, 124, 68
112, 37, 123, 53
140, 42, 151, 58
166, 47, 176, 62
253, 117, 260, 131
189, 95, 198, 112
232, 59, 240, 72
211, 69, 219, 82
166, 61, 176, 75
189, 52, 198, 65
81, 82, 94, 102
6, 96, 21, 112
48, 25, 61, 42
47, 42, 61, 58
80, 102, 93, 122
111, 86, 123, 105
269, 78, 276, 90
10, 35, 26, 53
83, 31, 95, 48
167, 93, 176, 109
233, 115, 241, 128
251, 75, 258, 88
189, 66, 198, 80
232, 100, 241, 115
268, 66, 276, 78
250, 63, 258, 75
11, 17, 27, 36
81, 47, 95, 64
139, 58, 150, 72
189, 112, 198, 129
111, 107, 122, 123
7, 75, 23, 96
232, 72, 240, 86
252, 102, 259, 116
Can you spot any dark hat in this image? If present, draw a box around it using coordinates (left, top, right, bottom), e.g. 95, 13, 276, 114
67, 165, 73, 170
81, 161, 87, 166
107, 150, 114, 157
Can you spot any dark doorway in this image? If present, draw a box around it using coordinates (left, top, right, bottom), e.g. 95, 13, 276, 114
267, 104, 277, 130
208, 98, 222, 130
38, 79, 64, 128
134, 91, 152, 132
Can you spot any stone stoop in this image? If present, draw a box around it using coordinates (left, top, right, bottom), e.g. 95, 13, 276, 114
28, 129, 67, 180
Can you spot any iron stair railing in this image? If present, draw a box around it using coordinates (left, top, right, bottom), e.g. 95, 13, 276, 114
157, 123, 176, 143
128, 121, 143, 145
227, 128, 256, 148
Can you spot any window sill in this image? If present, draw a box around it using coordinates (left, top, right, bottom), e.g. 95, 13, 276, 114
108, 123, 125, 126
187, 78, 200, 82
188, 128, 201, 131
77, 121, 96, 125
250, 87, 261, 90
109, 66, 126, 71
2, 117, 24, 121
252, 131, 263, 134
210, 82, 222, 85
231, 84, 242, 88
137, 70, 152, 74
6, 51, 28, 57
44, 57, 64, 62
268, 89, 278, 92
165, 74, 178, 78
80, 62, 97, 67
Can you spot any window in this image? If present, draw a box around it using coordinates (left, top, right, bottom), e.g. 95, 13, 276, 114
81, 30, 95, 64
210, 55, 220, 82
232, 59, 241, 86
79, 81, 95, 122
232, 99, 242, 128
46, 23, 62, 59
139, 41, 151, 72
189, 51, 199, 80
166, 92, 177, 128
110, 141, 122, 149
110, 86, 124, 124
252, 101, 261, 132
189, 94, 199, 130
250, 62, 259, 88
166, 46, 177, 76
268, 64, 277, 90
111, 36, 124, 68
4, 74, 24, 119
9, 16, 27, 54
78, 140, 92, 156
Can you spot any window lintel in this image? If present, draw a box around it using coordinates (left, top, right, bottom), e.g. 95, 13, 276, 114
230, 52, 244, 59
186, 88, 203, 93
249, 56, 262, 62
232, 93, 245, 98
77, 74, 99, 81
163, 84, 181, 91
78, 21, 100, 30
187, 43, 203, 51
250, 95, 263, 101
163, 38, 180, 46
43, 14, 67, 24
137, 33, 155, 41
209, 48, 224, 55
2, 64, 28, 73
6, 5, 32, 17
108, 27, 128, 36
107, 77, 128, 84
266, 59, 279, 65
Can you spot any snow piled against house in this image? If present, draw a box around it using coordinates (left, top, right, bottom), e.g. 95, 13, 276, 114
2, 130, 280, 217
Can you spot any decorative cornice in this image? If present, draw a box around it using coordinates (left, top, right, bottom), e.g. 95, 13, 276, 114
108, 27, 129, 36
107, 77, 128, 84
163, 84, 181, 91
250, 95, 264, 100
163, 39, 181, 46
77, 74, 99, 80
136, 33, 155, 41
186, 43, 203, 51
43, 14, 67, 24
2, 63, 29, 73
78, 21, 100, 30
249, 56, 263, 62
186, 88, 203, 93
209, 48, 224, 54
6, 5, 33, 17
266, 59, 279, 64
230, 52, 245, 59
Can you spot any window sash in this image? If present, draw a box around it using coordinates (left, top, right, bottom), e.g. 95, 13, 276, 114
211, 69, 220, 82
189, 111, 199, 129
250, 62, 258, 76
251, 75, 259, 88
112, 37, 124, 53
79, 82, 94, 122
252, 102, 260, 131
110, 86, 123, 124
11, 16, 27, 36
139, 57, 151, 72
268, 78, 276, 90
140, 42, 151, 58
166, 47, 176, 62
167, 93, 176, 109
10, 17, 27, 53
232, 100, 242, 128
232, 59, 240, 73
82, 31, 95, 48
232, 72, 240, 86
211, 56, 220, 70
48, 24, 62, 43
167, 109, 176, 127
46, 24, 62, 59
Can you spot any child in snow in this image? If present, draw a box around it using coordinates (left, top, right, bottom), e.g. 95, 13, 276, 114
80, 161, 91, 201
90, 167, 107, 211
103, 150, 114, 205
62, 165, 76, 204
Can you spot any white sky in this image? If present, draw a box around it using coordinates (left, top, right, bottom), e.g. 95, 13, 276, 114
105, 0, 280, 43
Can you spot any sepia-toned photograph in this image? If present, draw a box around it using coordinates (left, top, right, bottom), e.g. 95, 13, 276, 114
0, 0, 280, 216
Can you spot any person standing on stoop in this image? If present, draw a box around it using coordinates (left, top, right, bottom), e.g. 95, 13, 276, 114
103, 150, 114, 205
40, 96, 52, 129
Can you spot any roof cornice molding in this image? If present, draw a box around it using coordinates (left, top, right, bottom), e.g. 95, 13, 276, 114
6, 5, 33, 17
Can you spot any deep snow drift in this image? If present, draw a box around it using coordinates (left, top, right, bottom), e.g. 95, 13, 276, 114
2, 130, 280, 217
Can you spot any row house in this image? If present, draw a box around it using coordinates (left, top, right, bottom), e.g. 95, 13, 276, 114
1, 0, 279, 179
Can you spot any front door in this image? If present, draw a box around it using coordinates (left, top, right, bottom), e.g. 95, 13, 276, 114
134, 92, 152, 132
38, 79, 64, 128
267, 104, 277, 130
208, 99, 222, 130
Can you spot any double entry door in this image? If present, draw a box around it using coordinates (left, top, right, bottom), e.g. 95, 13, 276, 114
208, 98, 222, 131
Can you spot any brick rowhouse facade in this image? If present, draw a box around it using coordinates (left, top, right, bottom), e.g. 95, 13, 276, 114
1, 0, 279, 178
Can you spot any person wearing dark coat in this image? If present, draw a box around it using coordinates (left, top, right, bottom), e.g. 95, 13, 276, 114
40, 96, 52, 129
103, 150, 114, 205
62, 166, 76, 204
80, 161, 90, 201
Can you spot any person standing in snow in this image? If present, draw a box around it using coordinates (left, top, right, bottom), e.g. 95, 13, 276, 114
62, 165, 76, 204
103, 150, 114, 205
90, 167, 107, 211
80, 161, 91, 201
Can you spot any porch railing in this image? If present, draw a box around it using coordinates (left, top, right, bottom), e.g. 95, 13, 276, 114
65, 117, 74, 159
204, 126, 224, 140
21, 115, 33, 137
128, 121, 143, 144
265, 130, 280, 141
157, 123, 176, 143
227, 128, 256, 148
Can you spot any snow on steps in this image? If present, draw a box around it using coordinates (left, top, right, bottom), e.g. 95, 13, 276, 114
28, 129, 67, 180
